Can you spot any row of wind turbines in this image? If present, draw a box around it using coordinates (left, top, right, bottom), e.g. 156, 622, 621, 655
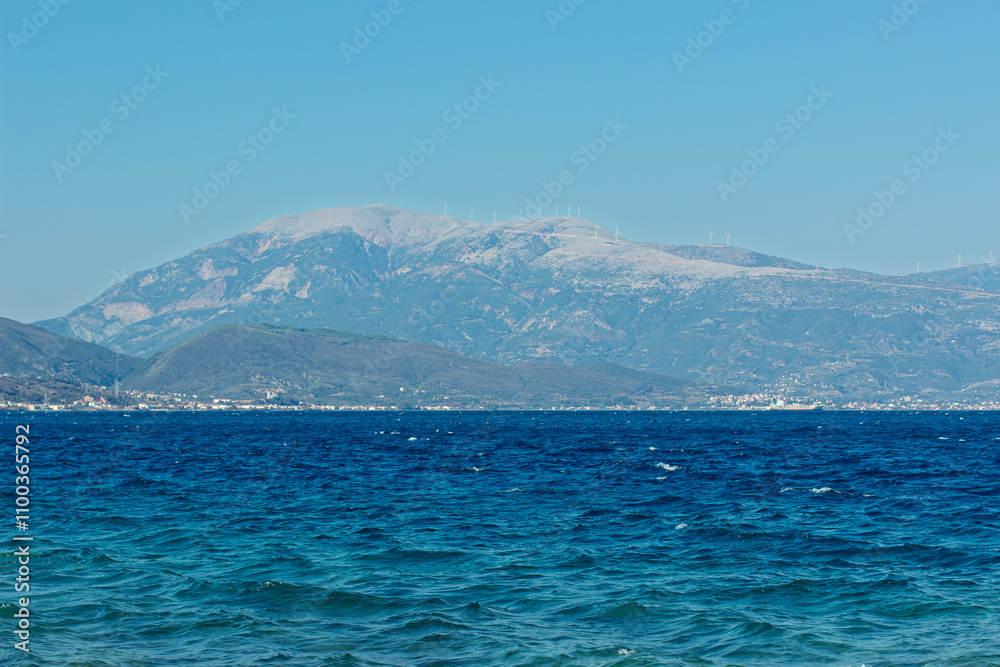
443, 204, 764, 247
945, 250, 995, 271
707, 229, 732, 247
443, 203, 621, 241
441, 207, 996, 268
444, 203, 583, 223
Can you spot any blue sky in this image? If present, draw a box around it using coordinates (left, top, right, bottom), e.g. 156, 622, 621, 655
1, 0, 998, 322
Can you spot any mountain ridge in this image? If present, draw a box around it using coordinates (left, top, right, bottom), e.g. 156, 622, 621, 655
34, 205, 1000, 400
0, 317, 146, 385
124, 321, 703, 407
1, 318, 710, 407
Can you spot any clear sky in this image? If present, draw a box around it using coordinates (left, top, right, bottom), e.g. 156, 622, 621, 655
1, 0, 998, 323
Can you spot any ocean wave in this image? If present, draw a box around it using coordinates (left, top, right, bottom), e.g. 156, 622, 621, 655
31, 410, 1000, 665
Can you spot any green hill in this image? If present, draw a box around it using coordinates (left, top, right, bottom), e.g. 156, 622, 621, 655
124, 323, 700, 407
0, 317, 145, 386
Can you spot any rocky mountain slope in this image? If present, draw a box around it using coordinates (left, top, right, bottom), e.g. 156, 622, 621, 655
36, 205, 1000, 400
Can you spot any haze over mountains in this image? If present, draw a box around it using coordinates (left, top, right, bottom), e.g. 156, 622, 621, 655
34, 205, 1000, 401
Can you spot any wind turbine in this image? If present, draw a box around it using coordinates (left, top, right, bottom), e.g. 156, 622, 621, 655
726, 231, 731, 247
594, 223, 598, 238
958, 253, 962, 267
471, 209, 474, 222
577, 206, 580, 218
709, 228, 714, 245
493, 210, 497, 223
444, 203, 447, 216
615, 225, 620, 242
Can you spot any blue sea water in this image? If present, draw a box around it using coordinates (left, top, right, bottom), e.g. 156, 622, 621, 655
1, 410, 999, 666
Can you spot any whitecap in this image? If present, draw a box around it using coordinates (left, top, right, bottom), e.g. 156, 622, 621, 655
655, 463, 680, 471
811, 487, 833, 493
780, 487, 794, 493
408, 437, 418, 441
617, 648, 635, 656
675, 523, 688, 530
500, 487, 523, 494
649, 446, 657, 450
470, 467, 485, 472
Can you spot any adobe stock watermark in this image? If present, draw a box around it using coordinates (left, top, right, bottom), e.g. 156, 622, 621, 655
546, 0, 585, 31
13, 423, 33, 653
7, 0, 71, 54
108, 266, 130, 289
341, 0, 409, 64
178, 107, 295, 224
886, 300, 950, 380
878, 0, 931, 41
214, 0, 243, 21
383, 75, 501, 192
672, 0, 751, 73
353, 279, 471, 397
716, 85, 833, 202
51, 65, 169, 183
843, 126, 959, 244
715, 308, 781, 366
518, 117, 627, 218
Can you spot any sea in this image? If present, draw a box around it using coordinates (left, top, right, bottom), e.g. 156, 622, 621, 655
1, 410, 998, 666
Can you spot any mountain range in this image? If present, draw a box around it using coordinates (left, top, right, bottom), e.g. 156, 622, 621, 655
0, 316, 144, 405
30, 205, 1000, 401
0, 316, 143, 384
0, 318, 703, 408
